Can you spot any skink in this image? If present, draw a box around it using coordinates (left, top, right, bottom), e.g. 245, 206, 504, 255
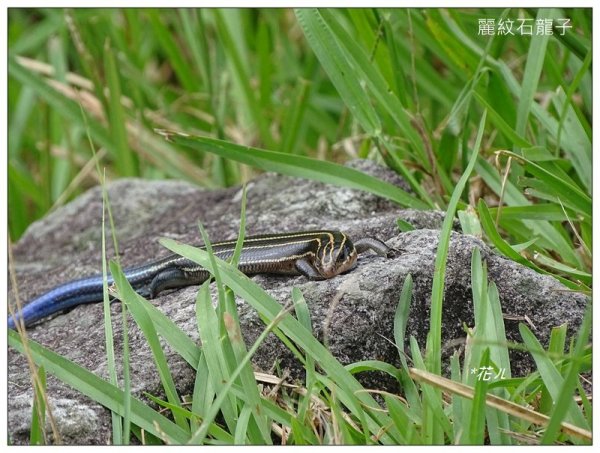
8, 230, 390, 329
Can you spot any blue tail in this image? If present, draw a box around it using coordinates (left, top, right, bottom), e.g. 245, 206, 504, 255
8, 275, 110, 329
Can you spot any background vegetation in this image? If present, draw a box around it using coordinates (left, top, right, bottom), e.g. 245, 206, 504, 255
8, 8, 592, 445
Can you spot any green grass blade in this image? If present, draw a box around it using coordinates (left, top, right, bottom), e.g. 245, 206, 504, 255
410, 337, 453, 442
457, 208, 482, 237
213, 10, 274, 149
393, 276, 422, 415
133, 294, 202, 368
280, 79, 311, 154
315, 9, 426, 161
29, 366, 47, 445
256, 18, 273, 113
329, 390, 354, 444
547, 12, 589, 59
469, 249, 512, 444
156, 130, 428, 209
10, 10, 64, 54
144, 393, 234, 443
466, 348, 491, 444
474, 157, 581, 266
233, 405, 253, 444
486, 283, 512, 378
490, 204, 577, 222
345, 360, 401, 382
477, 199, 581, 290
292, 287, 316, 389
160, 238, 398, 443
194, 281, 239, 434
473, 91, 531, 148
540, 304, 591, 443
384, 394, 417, 444
8, 330, 189, 444
423, 110, 485, 442
532, 253, 591, 284
183, 9, 213, 95
295, 9, 382, 138
8, 161, 45, 237
547, 324, 568, 364
450, 353, 465, 441
518, 323, 589, 433
110, 261, 189, 432
504, 151, 590, 219
9, 82, 36, 159
223, 309, 272, 444
8, 57, 114, 151
466, 247, 488, 378
188, 296, 289, 444
514, 9, 554, 150
146, 10, 199, 93
393, 275, 415, 369
552, 87, 592, 192
230, 185, 247, 268
190, 352, 214, 432
100, 189, 123, 444
103, 42, 136, 176
427, 110, 486, 374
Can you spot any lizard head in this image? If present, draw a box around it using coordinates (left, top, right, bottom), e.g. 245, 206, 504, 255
314, 232, 357, 278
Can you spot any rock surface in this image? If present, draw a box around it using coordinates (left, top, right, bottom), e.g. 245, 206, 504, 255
7, 160, 588, 445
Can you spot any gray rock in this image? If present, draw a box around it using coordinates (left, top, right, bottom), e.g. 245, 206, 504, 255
10, 394, 105, 445
7, 160, 587, 445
